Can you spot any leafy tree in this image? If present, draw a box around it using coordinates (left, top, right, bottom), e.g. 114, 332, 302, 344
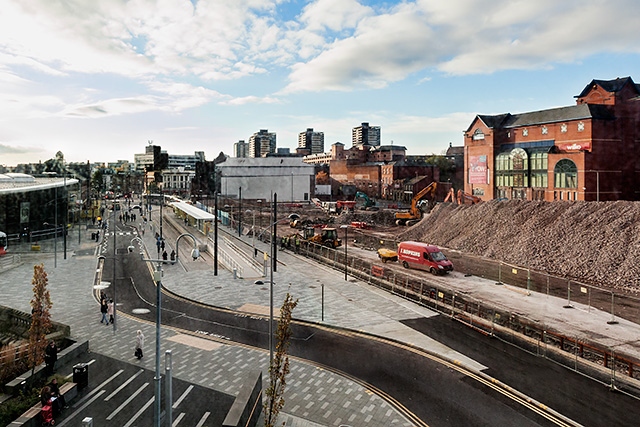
91, 169, 106, 194
28, 264, 52, 379
264, 292, 298, 427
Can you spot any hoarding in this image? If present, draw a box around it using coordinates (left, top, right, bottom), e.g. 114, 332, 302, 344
469, 155, 487, 184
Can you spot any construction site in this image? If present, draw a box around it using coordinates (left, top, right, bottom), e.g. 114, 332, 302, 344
261, 190, 640, 296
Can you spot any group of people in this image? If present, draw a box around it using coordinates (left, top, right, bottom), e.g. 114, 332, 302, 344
119, 210, 137, 223
40, 342, 65, 426
99, 291, 114, 325
40, 377, 68, 426
280, 235, 301, 253
40, 377, 67, 424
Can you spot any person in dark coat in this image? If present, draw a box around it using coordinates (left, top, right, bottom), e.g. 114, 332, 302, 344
44, 341, 58, 374
48, 377, 67, 415
100, 297, 109, 324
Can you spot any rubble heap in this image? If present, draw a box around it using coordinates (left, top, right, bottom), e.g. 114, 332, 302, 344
399, 200, 640, 293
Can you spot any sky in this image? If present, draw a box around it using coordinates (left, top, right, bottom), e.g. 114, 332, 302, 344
1, 0, 640, 166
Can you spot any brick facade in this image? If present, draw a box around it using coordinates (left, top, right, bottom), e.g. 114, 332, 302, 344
464, 77, 640, 201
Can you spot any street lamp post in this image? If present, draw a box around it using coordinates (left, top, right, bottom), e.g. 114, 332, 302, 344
238, 187, 242, 237
214, 191, 218, 276
246, 209, 256, 257
138, 233, 200, 427
340, 225, 348, 281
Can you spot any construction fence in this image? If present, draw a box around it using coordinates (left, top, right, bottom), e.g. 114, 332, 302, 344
297, 240, 640, 398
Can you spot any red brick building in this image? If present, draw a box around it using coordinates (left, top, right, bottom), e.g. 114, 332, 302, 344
463, 77, 640, 201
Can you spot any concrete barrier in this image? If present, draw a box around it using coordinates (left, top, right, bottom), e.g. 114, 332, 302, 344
4, 339, 89, 396
222, 370, 262, 427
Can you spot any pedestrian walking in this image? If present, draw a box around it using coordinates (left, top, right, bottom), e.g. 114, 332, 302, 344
100, 297, 108, 324
161, 240, 165, 251
107, 299, 114, 324
135, 330, 145, 359
162, 250, 168, 263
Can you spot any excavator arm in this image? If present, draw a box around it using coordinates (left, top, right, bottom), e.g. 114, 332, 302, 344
409, 182, 437, 216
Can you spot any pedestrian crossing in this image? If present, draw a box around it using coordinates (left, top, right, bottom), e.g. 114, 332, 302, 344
55, 353, 233, 427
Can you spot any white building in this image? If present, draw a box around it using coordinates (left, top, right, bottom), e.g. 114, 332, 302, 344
161, 168, 195, 196
217, 157, 315, 202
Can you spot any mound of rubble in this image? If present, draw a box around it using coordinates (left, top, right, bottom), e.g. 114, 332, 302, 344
399, 200, 640, 293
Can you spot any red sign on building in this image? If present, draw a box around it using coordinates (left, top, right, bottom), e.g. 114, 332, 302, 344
469, 155, 487, 184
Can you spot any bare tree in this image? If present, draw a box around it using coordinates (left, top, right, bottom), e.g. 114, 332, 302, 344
28, 264, 52, 378
264, 292, 298, 427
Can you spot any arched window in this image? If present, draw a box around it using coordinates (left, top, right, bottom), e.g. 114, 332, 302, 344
510, 148, 528, 187
554, 159, 577, 188
494, 148, 528, 187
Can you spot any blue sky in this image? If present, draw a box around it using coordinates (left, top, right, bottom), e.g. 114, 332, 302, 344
1, 0, 640, 166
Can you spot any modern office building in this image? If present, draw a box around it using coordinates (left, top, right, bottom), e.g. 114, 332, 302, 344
134, 143, 168, 172
297, 128, 324, 155
352, 122, 380, 147
248, 129, 276, 158
168, 151, 205, 170
0, 173, 78, 239
233, 140, 249, 158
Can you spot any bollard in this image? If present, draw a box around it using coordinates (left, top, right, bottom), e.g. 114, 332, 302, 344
233, 268, 237, 279
82, 417, 93, 426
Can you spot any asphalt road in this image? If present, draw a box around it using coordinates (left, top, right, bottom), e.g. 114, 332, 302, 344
98, 220, 588, 427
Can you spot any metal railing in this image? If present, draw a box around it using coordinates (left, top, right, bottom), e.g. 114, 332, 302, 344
298, 241, 640, 398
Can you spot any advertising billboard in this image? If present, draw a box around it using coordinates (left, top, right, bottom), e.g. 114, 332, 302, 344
469, 155, 487, 184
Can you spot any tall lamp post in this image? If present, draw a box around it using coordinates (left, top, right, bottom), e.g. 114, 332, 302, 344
138, 233, 200, 427
254, 196, 287, 363
340, 225, 348, 281
246, 209, 255, 257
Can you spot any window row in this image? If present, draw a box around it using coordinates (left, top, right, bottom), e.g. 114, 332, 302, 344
495, 150, 577, 189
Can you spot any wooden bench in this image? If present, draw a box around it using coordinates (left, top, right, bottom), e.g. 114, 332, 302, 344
8, 382, 77, 427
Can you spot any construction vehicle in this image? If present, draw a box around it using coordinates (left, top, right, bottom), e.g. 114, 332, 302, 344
394, 182, 437, 226
444, 188, 456, 203
457, 190, 482, 205
336, 200, 357, 213
377, 248, 398, 263
355, 191, 378, 210
302, 226, 342, 248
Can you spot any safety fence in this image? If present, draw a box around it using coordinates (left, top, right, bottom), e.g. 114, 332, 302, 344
298, 241, 640, 397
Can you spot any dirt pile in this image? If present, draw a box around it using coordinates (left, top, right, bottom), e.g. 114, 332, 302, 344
399, 200, 640, 293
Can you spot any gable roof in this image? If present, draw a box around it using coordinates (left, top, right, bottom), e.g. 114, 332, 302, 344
467, 104, 614, 133
503, 104, 614, 128
575, 76, 640, 98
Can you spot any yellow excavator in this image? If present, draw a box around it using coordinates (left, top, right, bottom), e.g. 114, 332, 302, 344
394, 182, 437, 226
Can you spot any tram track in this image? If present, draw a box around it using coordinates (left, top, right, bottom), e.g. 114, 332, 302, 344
103, 209, 586, 426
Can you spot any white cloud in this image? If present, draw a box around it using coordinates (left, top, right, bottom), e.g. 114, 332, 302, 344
283, 0, 640, 91
299, 0, 373, 32
222, 95, 282, 106
62, 96, 162, 118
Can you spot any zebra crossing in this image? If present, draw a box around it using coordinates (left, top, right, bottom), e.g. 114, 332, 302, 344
55, 353, 233, 427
